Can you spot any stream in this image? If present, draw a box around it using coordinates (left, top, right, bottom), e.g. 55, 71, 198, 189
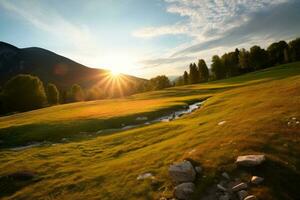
7, 100, 205, 151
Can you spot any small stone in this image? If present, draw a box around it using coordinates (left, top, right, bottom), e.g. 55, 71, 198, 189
238, 190, 248, 200
219, 193, 230, 200
244, 195, 257, 200
292, 117, 297, 120
232, 182, 247, 192
169, 160, 196, 184
195, 166, 202, 174
222, 172, 230, 180
296, 121, 300, 124
137, 173, 154, 180
236, 155, 265, 167
173, 182, 195, 200
217, 184, 227, 192
251, 176, 264, 184
136, 116, 148, 121
218, 121, 227, 126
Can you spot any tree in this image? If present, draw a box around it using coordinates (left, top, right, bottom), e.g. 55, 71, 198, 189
211, 55, 225, 80
198, 59, 209, 82
2, 74, 47, 112
289, 38, 300, 62
47, 83, 59, 105
238, 49, 252, 73
175, 76, 184, 86
70, 84, 85, 102
267, 40, 288, 65
189, 63, 199, 84
148, 75, 171, 90
183, 71, 189, 85
249, 45, 268, 70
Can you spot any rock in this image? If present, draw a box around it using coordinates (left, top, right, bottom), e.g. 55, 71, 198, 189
219, 193, 230, 200
232, 182, 247, 192
292, 117, 297, 120
236, 155, 265, 166
173, 182, 195, 200
137, 173, 154, 180
222, 172, 230, 180
195, 166, 202, 174
169, 160, 196, 184
238, 190, 248, 200
244, 195, 257, 200
218, 121, 226, 126
251, 176, 264, 184
217, 184, 227, 192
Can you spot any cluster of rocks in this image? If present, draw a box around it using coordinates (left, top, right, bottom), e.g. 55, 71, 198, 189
287, 117, 300, 127
216, 154, 266, 200
167, 160, 202, 200
159, 154, 266, 200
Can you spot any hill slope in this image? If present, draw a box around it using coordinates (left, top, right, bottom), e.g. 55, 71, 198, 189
0, 62, 299, 200
0, 42, 145, 95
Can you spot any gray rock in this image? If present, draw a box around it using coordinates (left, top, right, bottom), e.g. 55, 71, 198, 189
244, 195, 257, 200
232, 182, 247, 192
251, 176, 264, 184
169, 160, 196, 184
173, 182, 195, 200
195, 166, 202, 174
236, 155, 265, 166
238, 190, 248, 200
217, 184, 227, 192
222, 172, 230, 180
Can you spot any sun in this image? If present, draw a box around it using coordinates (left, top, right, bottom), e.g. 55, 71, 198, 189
110, 68, 121, 77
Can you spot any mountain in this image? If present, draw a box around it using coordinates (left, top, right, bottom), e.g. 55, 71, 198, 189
0, 41, 145, 96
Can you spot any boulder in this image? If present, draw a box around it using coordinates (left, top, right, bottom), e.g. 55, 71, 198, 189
173, 182, 195, 200
238, 190, 248, 200
232, 182, 247, 192
251, 176, 264, 184
169, 160, 196, 184
244, 195, 257, 200
236, 155, 265, 166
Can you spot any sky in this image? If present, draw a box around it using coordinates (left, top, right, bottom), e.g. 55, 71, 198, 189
0, 0, 300, 78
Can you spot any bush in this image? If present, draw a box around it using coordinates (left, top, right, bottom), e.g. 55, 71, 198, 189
2, 74, 47, 112
47, 83, 59, 105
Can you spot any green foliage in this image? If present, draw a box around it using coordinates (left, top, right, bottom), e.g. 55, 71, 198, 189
189, 63, 199, 84
211, 55, 225, 80
47, 83, 59, 105
249, 45, 269, 70
288, 38, 300, 62
267, 40, 288, 65
238, 48, 252, 72
198, 59, 209, 82
183, 71, 189, 85
2, 74, 47, 112
148, 75, 171, 90
70, 84, 85, 102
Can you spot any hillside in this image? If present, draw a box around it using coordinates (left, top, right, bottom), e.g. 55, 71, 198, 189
0, 62, 299, 200
0, 42, 145, 94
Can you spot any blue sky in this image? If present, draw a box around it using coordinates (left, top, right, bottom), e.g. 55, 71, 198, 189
1, 0, 300, 78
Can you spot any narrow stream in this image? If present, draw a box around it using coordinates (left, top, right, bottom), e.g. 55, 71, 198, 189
8, 100, 205, 151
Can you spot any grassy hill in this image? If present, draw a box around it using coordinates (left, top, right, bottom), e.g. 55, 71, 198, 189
0, 62, 300, 200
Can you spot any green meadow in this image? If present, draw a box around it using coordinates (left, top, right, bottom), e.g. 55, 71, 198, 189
0, 62, 300, 200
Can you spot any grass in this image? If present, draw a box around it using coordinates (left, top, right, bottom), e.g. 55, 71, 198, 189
0, 62, 300, 200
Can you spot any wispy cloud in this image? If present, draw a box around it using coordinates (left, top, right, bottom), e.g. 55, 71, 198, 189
0, 0, 99, 58
135, 0, 299, 75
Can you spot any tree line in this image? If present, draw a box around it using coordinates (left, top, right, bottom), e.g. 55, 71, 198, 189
175, 38, 300, 85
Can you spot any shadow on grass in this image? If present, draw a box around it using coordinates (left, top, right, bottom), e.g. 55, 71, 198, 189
0, 97, 209, 149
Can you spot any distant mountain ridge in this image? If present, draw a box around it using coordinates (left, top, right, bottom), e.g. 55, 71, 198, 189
0, 41, 145, 95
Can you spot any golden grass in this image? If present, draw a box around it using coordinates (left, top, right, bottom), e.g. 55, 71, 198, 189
0, 63, 300, 200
